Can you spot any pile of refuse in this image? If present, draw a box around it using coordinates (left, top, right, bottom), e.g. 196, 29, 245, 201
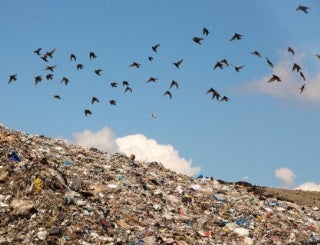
0, 125, 319, 244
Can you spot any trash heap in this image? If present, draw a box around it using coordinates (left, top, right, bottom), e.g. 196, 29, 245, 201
0, 125, 319, 244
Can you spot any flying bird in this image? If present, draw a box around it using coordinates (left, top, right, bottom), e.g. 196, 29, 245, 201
152, 44, 160, 52
219, 59, 229, 67
94, 69, 102, 76
299, 84, 306, 94
163, 90, 172, 99
148, 56, 154, 61
151, 114, 157, 119
220, 95, 230, 102
53, 95, 61, 99
84, 109, 92, 116
170, 80, 179, 89
45, 48, 56, 58
203, 27, 209, 36
173, 59, 183, 68
61, 77, 69, 86
124, 86, 132, 93
109, 100, 116, 105
299, 71, 306, 81
250, 50, 262, 58
34, 48, 42, 56
46, 74, 53, 80
315, 54, 320, 59
229, 33, 243, 41
122, 81, 129, 87
232, 64, 245, 72
44, 64, 57, 72
146, 77, 158, 83
206, 87, 220, 100
129, 62, 141, 68
292, 63, 302, 72
192, 36, 204, 44
111, 82, 118, 87
91, 97, 100, 104
8, 74, 17, 84
70, 54, 76, 61
76, 64, 84, 70
41, 54, 49, 62
266, 57, 274, 68
288, 47, 295, 56
214, 61, 224, 70
268, 74, 281, 83
34, 75, 42, 85
89, 52, 97, 60
296, 5, 310, 14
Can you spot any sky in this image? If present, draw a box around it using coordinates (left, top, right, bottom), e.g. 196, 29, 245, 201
0, 1, 320, 190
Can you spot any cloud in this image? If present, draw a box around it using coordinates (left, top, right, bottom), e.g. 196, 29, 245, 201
69, 127, 200, 176
243, 50, 320, 103
295, 182, 320, 192
274, 167, 296, 189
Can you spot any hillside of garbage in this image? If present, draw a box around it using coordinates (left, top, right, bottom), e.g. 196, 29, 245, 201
0, 125, 319, 244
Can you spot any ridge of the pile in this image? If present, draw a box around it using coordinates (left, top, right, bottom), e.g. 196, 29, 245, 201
0, 125, 319, 244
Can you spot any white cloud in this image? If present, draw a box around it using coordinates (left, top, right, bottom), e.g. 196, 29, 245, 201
244, 50, 320, 103
275, 167, 296, 189
69, 127, 200, 176
295, 182, 320, 192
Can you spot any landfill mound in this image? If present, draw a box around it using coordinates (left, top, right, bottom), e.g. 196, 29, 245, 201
0, 125, 319, 244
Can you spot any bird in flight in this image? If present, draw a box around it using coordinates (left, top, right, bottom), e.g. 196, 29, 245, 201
109, 100, 116, 105
203, 27, 209, 36
292, 63, 302, 72
170, 80, 179, 89
299, 71, 306, 81
214, 61, 224, 70
122, 81, 130, 87
84, 109, 92, 116
192, 36, 204, 44
89, 52, 97, 60
151, 114, 157, 119
315, 54, 320, 59
45, 48, 56, 59
220, 95, 230, 102
70, 54, 76, 61
173, 59, 183, 68
8, 74, 17, 84
61, 77, 69, 86
76, 64, 84, 70
146, 77, 158, 83
91, 97, 100, 104
124, 86, 132, 93
232, 64, 245, 72
296, 5, 310, 14
288, 47, 295, 56
148, 56, 154, 62
129, 62, 141, 68
299, 84, 306, 94
46, 74, 53, 80
111, 82, 118, 87
44, 64, 57, 72
152, 44, 160, 52
250, 50, 262, 58
163, 90, 172, 99
53, 95, 61, 99
206, 87, 220, 100
34, 75, 42, 85
229, 33, 243, 41
94, 69, 103, 76
266, 57, 274, 68
268, 74, 281, 83
34, 48, 42, 56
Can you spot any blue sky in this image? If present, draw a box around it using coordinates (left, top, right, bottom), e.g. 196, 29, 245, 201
1, 1, 320, 189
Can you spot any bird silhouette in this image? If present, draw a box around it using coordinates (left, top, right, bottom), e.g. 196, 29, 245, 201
219, 59, 229, 67
45, 48, 56, 59
94, 69, 102, 76
163, 90, 172, 99
170, 80, 179, 89
151, 114, 157, 119
288, 47, 295, 56
266, 57, 274, 68
268, 74, 281, 83
229, 33, 243, 41
122, 81, 130, 87
148, 56, 154, 61
220, 95, 230, 102
84, 109, 92, 116
203, 27, 209, 36
299, 84, 306, 94
296, 5, 310, 13
70, 54, 76, 61
124, 86, 132, 93
192, 36, 204, 44
214, 62, 224, 70
8, 74, 17, 84
34, 75, 42, 85
34, 48, 42, 56
152, 44, 160, 52
111, 82, 118, 87
299, 71, 306, 81
173, 59, 183, 68
44, 64, 57, 72
109, 100, 116, 105
315, 54, 320, 59
89, 52, 97, 60
129, 62, 141, 68
53, 95, 61, 99
206, 87, 220, 100
292, 63, 302, 72
46, 74, 53, 80
91, 97, 100, 104
146, 77, 158, 83
250, 50, 262, 58
76, 64, 84, 70
61, 77, 69, 86
41, 54, 49, 62
232, 64, 245, 72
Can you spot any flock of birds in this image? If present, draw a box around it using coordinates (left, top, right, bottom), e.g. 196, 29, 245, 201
6, 4, 318, 118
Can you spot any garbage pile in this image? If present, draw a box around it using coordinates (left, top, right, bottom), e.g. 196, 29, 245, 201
0, 125, 319, 244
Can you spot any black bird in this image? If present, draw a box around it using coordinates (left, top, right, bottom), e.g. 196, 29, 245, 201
122, 81, 129, 87
77, 64, 84, 70
266, 57, 274, 68
288, 47, 295, 56
315, 54, 320, 59
268, 74, 281, 83
46, 74, 53, 80
41, 54, 49, 62
34, 48, 42, 56
163, 90, 172, 99
152, 44, 160, 52
250, 50, 262, 58
203, 27, 209, 36
148, 56, 154, 61
34, 75, 42, 85
44, 64, 57, 72
219, 59, 229, 67
229, 33, 243, 41
220, 95, 230, 102
299, 84, 306, 94
84, 109, 92, 116
146, 77, 158, 83
91, 97, 100, 104
299, 71, 306, 81
214, 62, 224, 70
124, 86, 132, 93
170, 80, 179, 89
292, 63, 302, 72
206, 87, 220, 100
232, 64, 245, 72
173, 59, 183, 68
94, 69, 102, 76
129, 62, 141, 68
192, 36, 204, 44
89, 52, 97, 60
296, 5, 310, 13
111, 82, 118, 87
45, 48, 56, 58
61, 77, 69, 86
109, 100, 116, 105
70, 54, 76, 61
8, 74, 17, 84
53, 95, 61, 99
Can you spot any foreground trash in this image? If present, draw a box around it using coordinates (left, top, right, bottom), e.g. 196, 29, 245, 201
0, 125, 319, 244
